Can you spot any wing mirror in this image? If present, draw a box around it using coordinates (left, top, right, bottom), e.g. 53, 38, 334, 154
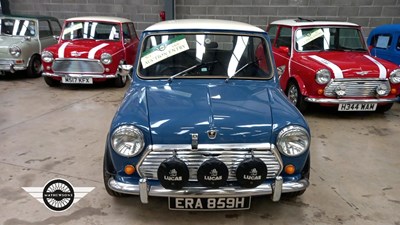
118, 64, 134, 79
53, 35, 60, 41
279, 46, 290, 55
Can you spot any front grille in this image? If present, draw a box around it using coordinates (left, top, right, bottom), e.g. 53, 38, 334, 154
137, 144, 282, 181
52, 59, 104, 74
324, 79, 390, 97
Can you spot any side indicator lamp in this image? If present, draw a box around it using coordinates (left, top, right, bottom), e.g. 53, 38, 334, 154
284, 164, 296, 175
124, 165, 136, 175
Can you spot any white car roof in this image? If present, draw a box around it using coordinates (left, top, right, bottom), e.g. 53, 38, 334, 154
271, 19, 359, 27
145, 19, 264, 33
66, 16, 132, 23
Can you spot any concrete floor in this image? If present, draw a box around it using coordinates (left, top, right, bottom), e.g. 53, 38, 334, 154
0, 74, 399, 225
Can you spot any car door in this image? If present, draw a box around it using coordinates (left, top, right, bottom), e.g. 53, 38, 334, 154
122, 23, 139, 65
38, 20, 58, 51
269, 25, 292, 89
369, 33, 395, 64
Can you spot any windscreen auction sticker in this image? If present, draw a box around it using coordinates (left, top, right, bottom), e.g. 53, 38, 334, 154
296, 29, 324, 47
141, 35, 189, 69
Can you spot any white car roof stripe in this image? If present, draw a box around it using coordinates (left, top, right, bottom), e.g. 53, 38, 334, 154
309, 55, 343, 79
88, 43, 109, 59
58, 42, 70, 58
364, 55, 386, 79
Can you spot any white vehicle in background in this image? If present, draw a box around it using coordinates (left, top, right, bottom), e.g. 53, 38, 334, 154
0, 15, 61, 77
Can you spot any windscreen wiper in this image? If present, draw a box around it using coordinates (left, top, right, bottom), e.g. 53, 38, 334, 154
225, 59, 259, 82
167, 60, 218, 82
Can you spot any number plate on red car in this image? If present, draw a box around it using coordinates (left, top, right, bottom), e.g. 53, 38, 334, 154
338, 103, 377, 111
169, 197, 251, 210
62, 76, 93, 84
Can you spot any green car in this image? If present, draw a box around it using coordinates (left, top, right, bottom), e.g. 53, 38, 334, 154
0, 15, 61, 77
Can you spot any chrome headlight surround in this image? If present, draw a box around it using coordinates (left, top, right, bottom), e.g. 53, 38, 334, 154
276, 125, 310, 157
389, 69, 400, 84
315, 69, 331, 85
101, 53, 112, 65
111, 125, 145, 157
41, 51, 54, 63
9, 45, 21, 57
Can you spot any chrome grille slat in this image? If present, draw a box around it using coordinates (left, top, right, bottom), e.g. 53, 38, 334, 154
138, 146, 282, 182
324, 79, 390, 97
52, 59, 104, 74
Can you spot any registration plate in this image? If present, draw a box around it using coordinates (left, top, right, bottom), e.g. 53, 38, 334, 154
338, 103, 377, 111
169, 197, 251, 210
62, 76, 93, 84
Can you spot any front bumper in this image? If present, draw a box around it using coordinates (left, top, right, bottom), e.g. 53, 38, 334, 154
305, 97, 398, 104
0, 63, 27, 73
108, 176, 309, 203
42, 72, 118, 79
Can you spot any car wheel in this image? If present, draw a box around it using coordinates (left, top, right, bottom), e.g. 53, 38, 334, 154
282, 155, 310, 198
376, 103, 393, 113
103, 152, 129, 197
114, 75, 127, 88
287, 81, 308, 112
44, 76, 60, 87
27, 55, 42, 78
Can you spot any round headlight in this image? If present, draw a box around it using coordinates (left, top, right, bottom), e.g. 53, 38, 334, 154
276, 125, 310, 157
376, 84, 389, 96
315, 69, 331, 84
41, 51, 54, 63
9, 45, 21, 57
389, 69, 400, 84
101, 53, 112, 65
111, 125, 144, 157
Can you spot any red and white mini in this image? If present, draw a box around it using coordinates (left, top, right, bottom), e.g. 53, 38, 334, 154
267, 19, 400, 112
42, 16, 139, 87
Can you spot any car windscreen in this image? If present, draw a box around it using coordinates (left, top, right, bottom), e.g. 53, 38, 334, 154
138, 33, 273, 79
295, 27, 367, 52
0, 18, 36, 37
61, 21, 120, 41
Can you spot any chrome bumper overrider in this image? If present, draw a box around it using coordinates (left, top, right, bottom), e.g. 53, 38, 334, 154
42, 72, 118, 79
305, 97, 398, 104
108, 177, 309, 203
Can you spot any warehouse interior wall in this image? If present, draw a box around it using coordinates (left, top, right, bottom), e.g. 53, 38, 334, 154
8, 0, 400, 37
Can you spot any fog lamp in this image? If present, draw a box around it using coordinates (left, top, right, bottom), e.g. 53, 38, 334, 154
284, 164, 296, 175
124, 165, 135, 175
376, 84, 389, 96
335, 84, 346, 97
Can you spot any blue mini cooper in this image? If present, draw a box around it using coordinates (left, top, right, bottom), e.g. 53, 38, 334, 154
103, 19, 311, 210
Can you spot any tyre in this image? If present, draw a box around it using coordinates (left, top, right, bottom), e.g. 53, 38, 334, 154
282, 155, 310, 198
286, 81, 308, 112
376, 103, 393, 113
44, 76, 60, 87
27, 55, 42, 78
113, 75, 127, 88
103, 152, 129, 197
